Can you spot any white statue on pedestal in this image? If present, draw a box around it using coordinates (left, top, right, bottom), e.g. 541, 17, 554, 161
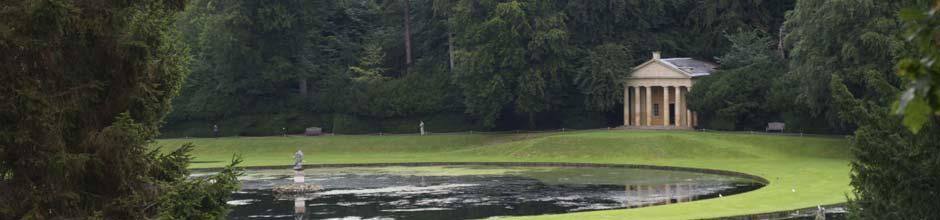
293, 150, 303, 170
420, 121, 425, 136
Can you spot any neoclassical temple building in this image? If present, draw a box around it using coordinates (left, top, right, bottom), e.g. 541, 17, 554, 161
624, 52, 715, 128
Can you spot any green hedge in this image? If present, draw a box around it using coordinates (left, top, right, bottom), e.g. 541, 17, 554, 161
699, 115, 737, 131
692, 112, 849, 134
159, 121, 215, 138
377, 113, 485, 134
558, 110, 608, 129
331, 114, 380, 134
161, 113, 488, 137
332, 113, 484, 134
160, 112, 333, 138
779, 112, 847, 134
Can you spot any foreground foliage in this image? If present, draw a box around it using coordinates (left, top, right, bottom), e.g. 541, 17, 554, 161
838, 1, 940, 219
783, 0, 940, 219
896, 1, 940, 133
0, 0, 240, 218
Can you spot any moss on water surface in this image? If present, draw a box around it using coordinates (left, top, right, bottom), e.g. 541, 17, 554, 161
157, 130, 852, 220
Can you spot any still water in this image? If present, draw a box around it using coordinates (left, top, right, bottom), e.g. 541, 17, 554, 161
196, 165, 764, 220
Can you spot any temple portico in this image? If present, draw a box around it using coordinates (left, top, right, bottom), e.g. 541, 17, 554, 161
623, 52, 715, 129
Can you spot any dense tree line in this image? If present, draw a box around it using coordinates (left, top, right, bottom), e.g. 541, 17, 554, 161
167, 0, 798, 135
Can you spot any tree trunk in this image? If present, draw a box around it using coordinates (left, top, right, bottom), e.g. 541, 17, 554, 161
403, 0, 413, 75
448, 32, 455, 71
778, 24, 787, 59
298, 78, 308, 97
528, 113, 536, 130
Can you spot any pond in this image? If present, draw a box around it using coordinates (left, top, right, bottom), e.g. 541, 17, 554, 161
196, 164, 765, 220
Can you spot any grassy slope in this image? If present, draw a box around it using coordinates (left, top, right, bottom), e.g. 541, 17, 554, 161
157, 130, 852, 220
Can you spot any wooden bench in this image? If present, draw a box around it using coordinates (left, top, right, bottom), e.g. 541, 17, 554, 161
765, 122, 785, 132
304, 127, 323, 136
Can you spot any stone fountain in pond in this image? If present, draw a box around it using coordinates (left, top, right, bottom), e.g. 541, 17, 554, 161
273, 150, 323, 194
270, 150, 322, 219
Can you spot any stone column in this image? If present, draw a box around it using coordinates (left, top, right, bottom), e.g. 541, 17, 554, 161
663, 86, 670, 126
634, 86, 640, 127
683, 87, 689, 127
682, 182, 691, 202
664, 184, 672, 204
677, 183, 686, 203
645, 86, 653, 126
623, 185, 629, 206
637, 185, 649, 207
624, 86, 630, 126
294, 170, 304, 183
675, 86, 682, 128
686, 86, 693, 128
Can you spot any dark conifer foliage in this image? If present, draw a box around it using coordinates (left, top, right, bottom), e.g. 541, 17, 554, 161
0, 0, 240, 218
835, 1, 940, 219
168, 0, 798, 133
688, 30, 787, 131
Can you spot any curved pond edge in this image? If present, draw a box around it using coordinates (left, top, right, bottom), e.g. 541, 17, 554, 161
202, 162, 780, 219
706, 203, 847, 220
193, 161, 770, 186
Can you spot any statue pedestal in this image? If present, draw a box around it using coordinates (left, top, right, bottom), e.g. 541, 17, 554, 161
274, 168, 321, 195
293, 170, 304, 183
294, 197, 306, 213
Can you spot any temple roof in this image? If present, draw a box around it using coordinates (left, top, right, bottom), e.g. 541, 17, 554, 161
658, 58, 717, 77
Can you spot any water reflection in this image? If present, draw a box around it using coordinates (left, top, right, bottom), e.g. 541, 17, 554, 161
293, 169, 308, 220
221, 166, 764, 220
293, 197, 304, 220
623, 182, 710, 208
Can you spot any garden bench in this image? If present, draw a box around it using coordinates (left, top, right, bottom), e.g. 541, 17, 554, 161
766, 122, 785, 133
304, 127, 323, 136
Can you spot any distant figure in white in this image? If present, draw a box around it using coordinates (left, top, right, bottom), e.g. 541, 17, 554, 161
420, 120, 426, 136
293, 150, 303, 170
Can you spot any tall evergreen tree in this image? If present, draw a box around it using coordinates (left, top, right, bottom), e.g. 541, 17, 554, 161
783, 0, 940, 218
688, 30, 786, 130
431, 0, 459, 71
574, 43, 634, 111
0, 0, 241, 218
173, 0, 336, 120
350, 31, 390, 81
403, 0, 414, 74
838, 1, 940, 219
784, 0, 917, 132
563, 0, 683, 62
685, 0, 794, 58
452, 0, 569, 128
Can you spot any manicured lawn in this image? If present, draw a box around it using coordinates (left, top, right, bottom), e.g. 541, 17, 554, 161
157, 130, 853, 220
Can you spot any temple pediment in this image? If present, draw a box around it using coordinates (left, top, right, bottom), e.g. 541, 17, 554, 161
630, 61, 692, 79
623, 52, 715, 129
